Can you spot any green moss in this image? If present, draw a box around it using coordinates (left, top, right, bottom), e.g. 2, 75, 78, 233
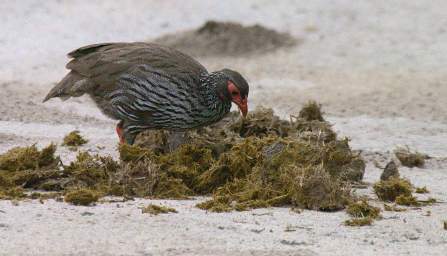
0, 187, 27, 200
346, 200, 381, 219
298, 101, 325, 122
0, 144, 58, 171
288, 166, 351, 211
142, 204, 177, 215
64, 188, 99, 206
394, 147, 426, 168
373, 177, 412, 202
195, 137, 266, 193
344, 217, 373, 226
119, 143, 152, 162
0, 103, 366, 213
230, 106, 290, 138
395, 194, 420, 206
62, 130, 88, 147
63, 152, 109, 188
196, 196, 233, 212
415, 186, 429, 193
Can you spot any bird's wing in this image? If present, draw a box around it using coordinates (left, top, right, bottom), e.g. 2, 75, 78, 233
107, 64, 202, 130
66, 42, 207, 90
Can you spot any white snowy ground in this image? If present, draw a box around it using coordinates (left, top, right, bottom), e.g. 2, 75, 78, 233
0, 1, 447, 255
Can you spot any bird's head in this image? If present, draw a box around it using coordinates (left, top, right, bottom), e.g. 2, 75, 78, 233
215, 69, 249, 117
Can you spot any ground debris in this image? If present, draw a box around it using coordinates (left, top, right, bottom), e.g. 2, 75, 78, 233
394, 146, 427, 168
344, 217, 373, 227
0, 144, 58, 171
383, 204, 407, 212
64, 188, 99, 206
373, 177, 412, 202
344, 200, 381, 226
62, 130, 88, 147
380, 161, 399, 181
153, 20, 297, 57
0, 103, 366, 213
415, 186, 429, 194
142, 204, 177, 215
346, 200, 381, 219
395, 195, 420, 206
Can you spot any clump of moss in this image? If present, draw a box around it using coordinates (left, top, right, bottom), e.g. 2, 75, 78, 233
395, 194, 420, 206
346, 200, 381, 219
111, 159, 191, 199
344, 217, 373, 227
62, 130, 88, 147
415, 186, 429, 194
133, 130, 170, 153
230, 106, 290, 138
142, 204, 177, 215
289, 166, 351, 211
394, 147, 427, 168
198, 163, 351, 212
0, 103, 366, 214
64, 188, 99, 206
298, 101, 325, 122
0, 187, 27, 200
373, 177, 412, 202
196, 196, 233, 212
0, 143, 61, 201
344, 200, 381, 226
63, 152, 111, 188
0, 144, 58, 171
119, 143, 152, 162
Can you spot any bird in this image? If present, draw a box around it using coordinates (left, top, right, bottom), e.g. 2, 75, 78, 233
43, 42, 249, 144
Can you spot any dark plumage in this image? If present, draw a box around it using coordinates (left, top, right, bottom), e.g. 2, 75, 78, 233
43, 42, 249, 144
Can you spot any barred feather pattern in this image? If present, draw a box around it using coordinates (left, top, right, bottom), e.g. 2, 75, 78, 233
107, 64, 231, 138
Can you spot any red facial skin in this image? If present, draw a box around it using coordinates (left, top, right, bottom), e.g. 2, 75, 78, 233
227, 81, 248, 117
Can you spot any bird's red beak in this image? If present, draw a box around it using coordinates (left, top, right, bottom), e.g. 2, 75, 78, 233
235, 98, 248, 117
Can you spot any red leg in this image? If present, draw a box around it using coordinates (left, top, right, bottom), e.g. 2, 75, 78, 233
116, 121, 125, 144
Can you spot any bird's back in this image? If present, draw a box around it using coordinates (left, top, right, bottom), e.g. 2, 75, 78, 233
44, 42, 209, 121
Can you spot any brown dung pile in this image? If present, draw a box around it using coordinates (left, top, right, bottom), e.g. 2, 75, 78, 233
0, 102, 365, 211
154, 20, 297, 57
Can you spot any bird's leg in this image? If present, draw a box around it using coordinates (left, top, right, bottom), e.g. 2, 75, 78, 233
116, 120, 125, 144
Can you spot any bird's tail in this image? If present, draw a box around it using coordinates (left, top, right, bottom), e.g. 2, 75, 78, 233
42, 71, 94, 102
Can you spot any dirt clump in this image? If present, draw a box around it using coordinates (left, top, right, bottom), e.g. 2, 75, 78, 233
394, 147, 427, 168
380, 161, 399, 181
153, 20, 297, 57
142, 204, 177, 215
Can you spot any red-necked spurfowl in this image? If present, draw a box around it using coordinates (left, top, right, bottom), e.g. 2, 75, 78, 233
43, 42, 249, 144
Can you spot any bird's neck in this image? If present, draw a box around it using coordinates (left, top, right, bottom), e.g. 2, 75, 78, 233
199, 71, 232, 119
